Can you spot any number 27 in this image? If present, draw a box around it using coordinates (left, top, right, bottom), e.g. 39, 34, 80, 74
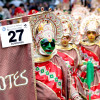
8, 29, 24, 43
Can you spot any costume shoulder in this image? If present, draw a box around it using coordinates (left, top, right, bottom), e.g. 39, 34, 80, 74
56, 43, 78, 51
80, 40, 100, 47
71, 43, 78, 49
98, 40, 100, 47
52, 53, 68, 69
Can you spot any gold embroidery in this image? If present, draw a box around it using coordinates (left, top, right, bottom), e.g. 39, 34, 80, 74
34, 55, 53, 63
56, 44, 77, 51
81, 40, 100, 47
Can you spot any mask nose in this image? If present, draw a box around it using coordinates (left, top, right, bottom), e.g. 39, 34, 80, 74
47, 43, 51, 49
90, 34, 93, 37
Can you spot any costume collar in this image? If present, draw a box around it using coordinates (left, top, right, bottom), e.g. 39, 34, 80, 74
39, 46, 50, 56
56, 44, 77, 50
34, 49, 57, 63
81, 40, 100, 46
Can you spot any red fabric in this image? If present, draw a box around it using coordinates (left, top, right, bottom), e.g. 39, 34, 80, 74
28, 9, 38, 15
81, 46, 99, 62
57, 51, 74, 66
63, 0, 69, 3
35, 61, 65, 100
1, 20, 7, 26
14, 7, 25, 16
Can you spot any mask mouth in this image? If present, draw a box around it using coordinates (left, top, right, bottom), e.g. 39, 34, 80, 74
45, 50, 53, 52
63, 41, 68, 44
90, 37, 94, 39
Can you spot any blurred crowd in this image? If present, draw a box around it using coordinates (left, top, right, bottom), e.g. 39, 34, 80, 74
69, 0, 100, 11
0, 0, 99, 20
0, 1, 55, 20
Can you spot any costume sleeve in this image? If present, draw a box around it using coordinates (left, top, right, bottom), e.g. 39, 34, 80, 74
70, 72, 83, 100
75, 47, 83, 66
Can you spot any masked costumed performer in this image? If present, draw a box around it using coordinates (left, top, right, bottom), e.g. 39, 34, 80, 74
79, 15, 100, 100
56, 14, 86, 100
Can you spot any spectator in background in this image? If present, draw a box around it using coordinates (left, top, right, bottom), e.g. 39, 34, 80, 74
3, 6, 11, 19
0, 6, 4, 20
19, 3, 26, 12
69, 0, 76, 12
24, 2, 30, 14
82, 0, 92, 9
87, 0, 92, 9
37, 3, 43, 11
29, 3, 38, 11
80, 0, 88, 7
14, 7, 25, 17
84, 0, 87, 7
9, 4, 15, 17
3, 3, 10, 10
0, 6, 11, 20
43, 2, 49, 11
80, 0, 84, 5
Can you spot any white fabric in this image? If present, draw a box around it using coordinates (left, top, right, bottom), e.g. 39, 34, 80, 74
39, 46, 57, 56
86, 21, 98, 32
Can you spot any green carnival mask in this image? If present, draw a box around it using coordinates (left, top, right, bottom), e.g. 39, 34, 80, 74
40, 38, 55, 54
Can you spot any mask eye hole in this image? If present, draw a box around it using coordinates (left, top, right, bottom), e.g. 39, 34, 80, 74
41, 39, 49, 47
62, 37, 66, 40
87, 31, 96, 35
87, 31, 91, 35
62, 36, 69, 40
66, 36, 69, 39
41, 39, 55, 47
51, 39, 55, 47
43, 42, 49, 47
92, 31, 96, 35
